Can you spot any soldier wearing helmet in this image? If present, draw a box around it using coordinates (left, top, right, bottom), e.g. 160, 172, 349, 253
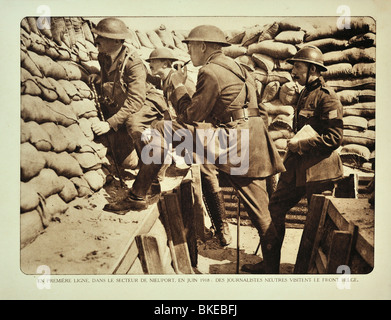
242, 45, 344, 274
146, 47, 196, 111
88, 18, 169, 200
106, 25, 285, 260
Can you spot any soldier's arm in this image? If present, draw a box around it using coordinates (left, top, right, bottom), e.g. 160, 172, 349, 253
298, 91, 344, 154
107, 60, 147, 131
171, 67, 219, 123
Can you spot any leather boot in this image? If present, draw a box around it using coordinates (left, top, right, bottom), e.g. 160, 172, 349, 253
103, 189, 148, 213
203, 191, 232, 246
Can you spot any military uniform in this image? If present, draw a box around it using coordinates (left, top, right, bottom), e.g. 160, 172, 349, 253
131, 50, 285, 258
267, 76, 344, 273
98, 45, 167, 164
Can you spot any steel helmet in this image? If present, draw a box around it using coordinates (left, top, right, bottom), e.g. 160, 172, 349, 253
146, 48, 178, 62
182, 25, 231, 47
91, 17, 131, 40
287, 45, 327, 72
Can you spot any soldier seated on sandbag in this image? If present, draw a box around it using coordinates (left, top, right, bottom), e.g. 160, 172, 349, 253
88, 18, 168, 196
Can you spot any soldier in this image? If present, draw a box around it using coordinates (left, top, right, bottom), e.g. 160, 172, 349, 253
89, 17, 168, 204
242, 45, 344, 274
107, 25, 285, 267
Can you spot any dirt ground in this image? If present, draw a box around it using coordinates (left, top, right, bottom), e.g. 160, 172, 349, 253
20, 165, 303, 275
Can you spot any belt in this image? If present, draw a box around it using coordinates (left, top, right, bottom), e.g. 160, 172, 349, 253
213, 108, 261, 125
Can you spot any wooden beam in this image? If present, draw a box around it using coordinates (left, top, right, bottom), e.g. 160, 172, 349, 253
136, 234, 166, 274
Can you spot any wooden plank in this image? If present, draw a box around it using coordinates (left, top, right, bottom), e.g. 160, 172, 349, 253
136, 235, 166, 274
190, 165, 206, 241
306, 197, 330, 273
326, 231, 353, 273
158, 196, 179, 274
294, 195, 328, 274
180, 179, 198, 267
111, 204, 160, 274
315, 248, 327, 273
162, 193, 194, 274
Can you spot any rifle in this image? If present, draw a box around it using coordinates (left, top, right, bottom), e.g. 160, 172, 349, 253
90, 82, 125, 187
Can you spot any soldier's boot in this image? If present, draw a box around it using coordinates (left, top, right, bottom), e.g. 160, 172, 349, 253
204, 191, 232, 247
103, 162, 163, 213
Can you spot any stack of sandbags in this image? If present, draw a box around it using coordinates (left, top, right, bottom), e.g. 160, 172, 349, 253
303, 17, 376, 171
224, 17, 375, 170
20, 17, 108, 247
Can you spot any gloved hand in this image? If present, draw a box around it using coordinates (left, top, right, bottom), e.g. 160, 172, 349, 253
92, 120, 110, 136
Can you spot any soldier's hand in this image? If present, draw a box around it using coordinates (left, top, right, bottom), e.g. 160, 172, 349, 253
92, 121, 110, 136
287, 138, 300, 153
170, 65, 188, 89
88, 74, 101, 85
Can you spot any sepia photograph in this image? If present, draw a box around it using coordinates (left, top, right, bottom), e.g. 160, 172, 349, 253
2, 0, 391, 301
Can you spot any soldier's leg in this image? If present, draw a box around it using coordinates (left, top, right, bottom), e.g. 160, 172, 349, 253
200, 164, 232, 246
224, 174, 280, 273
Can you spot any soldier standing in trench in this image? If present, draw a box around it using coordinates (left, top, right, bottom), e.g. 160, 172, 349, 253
88, 17, 168, 200
106, 25, 286, 272
241, 45, 344, 274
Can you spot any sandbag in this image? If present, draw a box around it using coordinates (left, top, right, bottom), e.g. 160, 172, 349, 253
136, 30, 155, 48
126, 29, 142, 50
82, 20, 95, 43
57, 60, 89, 81
84, 40, 99, 60
261, 81, 280, 103
274, 30, 305, 44
327, 77, 376, 92
323, 47, 376, 65
235, 55, 256, 71
21, 68, 41, 96
83, 169, 105, 191
57, 79, 82, 100
75, 41, 90, 62
348, 32, 376, 48
147, 30, 164, 48
274, 59, 293, 71
352, 62, 376, 77
21, 95, 56, 123
20, 181, 40, 213
40, 122, 70, 152
226, 29, 245, 44
248, 40, 297, 60
343, 116, 368, 131
21, 48, 43, 77
368, 119, 375, 131
25, 121, 53, 151
51, 17, 67, 46
21, 119, 31, 143
70, 176, 93, 197
27, 17, 40, 34
262, 99, 294, 116
322, 63, 353, 79
34, 76, 59, 101
28, 168, 64, 199
45, 100, 78, 127
240, 24, 265, 47
20, 208, 46, 248
279, 81, 299, 105
155, 25, 175, 49
47, 77, 72, 104
20, 142, 46, 182
340, 143, 371, 164
80, 60, 101, 74
66, 123, 91, 149
71, 17, 85, 45
71, 151, 102, 171
21, 18, 31, 34
44, 40, 61, 60
57, 125, 78, 152
278, 17, 316, 33
78, 117, 95, 141
70, 80, 93, 99
299, 38, 348, 53
44, 193, 69, 217
63, 17, 76, 48
251, 53, 275, 72
171, 32, 188, 51
43, 150, 83, 178
28, 50, 68, 79
269, 113, 294, 130
342, 129, 375, 148
222, 45, 247, 59
251, 68, 292, 85
27, 32, 46, 55
58, 176, 79, 203
337, 89, 375, 105
343, 102, 375, 118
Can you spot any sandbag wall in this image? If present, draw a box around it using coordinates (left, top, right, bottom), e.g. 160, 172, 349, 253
223, 17, 376, 169
20, 17, 107, 248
